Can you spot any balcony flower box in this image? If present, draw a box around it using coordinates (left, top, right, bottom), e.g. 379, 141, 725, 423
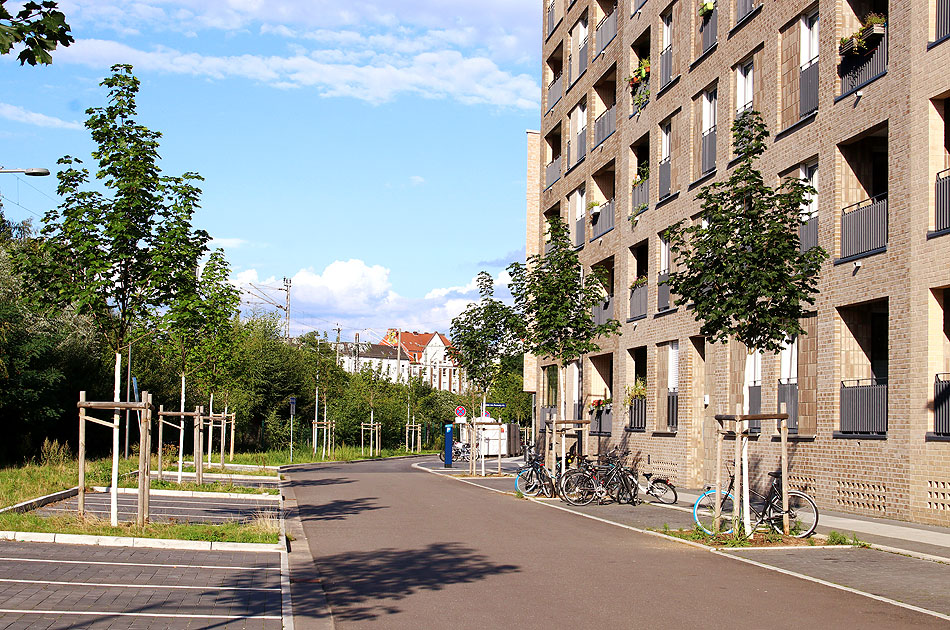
588, 201, 602, 216
839, 19, 886, 56
698, 1, 715, 18
629, 276, 647, 290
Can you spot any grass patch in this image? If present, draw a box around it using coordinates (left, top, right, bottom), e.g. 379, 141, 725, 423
0, 511, 280, 544
826, 530, 870, 547
0, 457, 138, 509
118, 478, 279, 495
164, 464, 278, 477
655, 525, 825, 548
224, 447, 440, 467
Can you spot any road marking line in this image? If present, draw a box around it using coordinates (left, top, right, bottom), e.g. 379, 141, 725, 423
0, 556, 280, 571
0, 578, 279, 591
416, 460, 950, 622
0, 609, 281, 620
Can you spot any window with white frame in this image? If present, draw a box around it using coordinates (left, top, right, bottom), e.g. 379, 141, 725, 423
668, 341, 679, 390
736, 58, 754, 113
703, 88, 718, 132
661, 120, 671, 159
801, 161, 818, 219
662, 11, 672, 47
801, 10, 818, 64
569, 186, 586, 241
780, 337, 798, 382
743, 349, 763, 414
660, 232, 670, 273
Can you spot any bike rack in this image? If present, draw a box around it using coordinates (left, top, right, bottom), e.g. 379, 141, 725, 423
550, 419, 591, 477
713, 407, 791, 535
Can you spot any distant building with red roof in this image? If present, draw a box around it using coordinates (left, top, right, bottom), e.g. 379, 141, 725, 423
380, 329, 464, 393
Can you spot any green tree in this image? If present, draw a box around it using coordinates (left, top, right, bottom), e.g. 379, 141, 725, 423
0, 0, 72, 65
665, 110, 827, 353
507, 216, 621, 428
22, 64, 210, 355
448, 271, 522, 418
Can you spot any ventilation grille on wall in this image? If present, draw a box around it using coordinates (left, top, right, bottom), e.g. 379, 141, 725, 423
926, 480, 950, 512
836, 480, 886, 514
788, 474, 817, 495
649, 459, 678, 484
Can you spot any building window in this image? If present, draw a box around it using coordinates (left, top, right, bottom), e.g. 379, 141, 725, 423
659, 119, 672, 198
743, 349, 763, 431
799, 10, 819, 118
666, 341, 679, 431
701, 87, 718, 175
660, 10, 674, 87
736, 58, 754, 114
569, 186, 586, 248
569, 101, 587, 168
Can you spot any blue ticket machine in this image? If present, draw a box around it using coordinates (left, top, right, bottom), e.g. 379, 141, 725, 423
444, 424, 453, 468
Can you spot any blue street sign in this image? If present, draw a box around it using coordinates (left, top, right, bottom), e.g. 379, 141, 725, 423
485, 403, 506, 408
289, 396, 296, 416
444, 424, 453, 468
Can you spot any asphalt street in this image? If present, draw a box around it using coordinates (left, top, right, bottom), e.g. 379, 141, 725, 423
286, 457, 947, 629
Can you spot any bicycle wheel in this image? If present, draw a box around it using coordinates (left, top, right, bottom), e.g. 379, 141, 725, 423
516, 467, 541, 496
772, 490, 818, 538
694, 490, 735, 535
561, 470, 596, 506
647, 480, 678, 505
604, 473, 627, 504
438, 448, 445, 462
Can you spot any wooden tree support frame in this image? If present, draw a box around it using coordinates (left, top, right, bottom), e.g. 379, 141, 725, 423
361, 422, 381, 457
156, 407, 201, 484
77, 391, 154, 527
313, 419, 336, 460
472, 421, 506, 477
713, 407, 790, 536
203, 411, 234, 471
405, 422, 422, 453
549, 419, 591, 476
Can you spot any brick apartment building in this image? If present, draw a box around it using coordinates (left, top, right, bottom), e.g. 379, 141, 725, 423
525, 0, 950, 525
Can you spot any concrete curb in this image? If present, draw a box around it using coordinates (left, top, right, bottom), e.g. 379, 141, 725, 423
277, 453, 436, 471
0, 487, 79, 515
89, 486, 280, 501
157, 471, 280, 482
281, 477, 335, 630
0, 529, 283, 552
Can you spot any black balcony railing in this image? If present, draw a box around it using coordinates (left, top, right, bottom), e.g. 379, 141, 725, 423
575, 216, 585, 248
936, 374, 950, 436
701, 126, 717, 175
747, 381, 762, 433
569, 127, 586, 167
778, 378, 799, 433
737, 0, 754, 22
592, 294, 614, 326
840, 193, 887, 259
840, 378, 888, 436
591, 198, 615, 240
700, 8, 717, 53
667, 388, 679, 432
594, 105, 616, 148
939, 0, 950, 41
628, 399, 646, 432
657, 270, 670, 311
590, 407, 613, 435
840, 27, 887, 97
595, 9, 618, 56
631, 178, 649, 214
660, 45, 673, 87
659, 157, 671, 199
547, 74, 563, 112
800, 215, 818, 251
578, 38, 589, 79
800, 56, 818, 118
937, 168, 950, 233
545, 156, 561, 189
629, 284, 647, 319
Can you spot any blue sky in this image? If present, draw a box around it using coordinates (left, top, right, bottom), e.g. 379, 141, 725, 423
0, 0, 538, 341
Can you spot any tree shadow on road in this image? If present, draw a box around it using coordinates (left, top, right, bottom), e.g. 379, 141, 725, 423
287, 477, 355, 489
297, 497, 384, 522
298, 542, 520, 623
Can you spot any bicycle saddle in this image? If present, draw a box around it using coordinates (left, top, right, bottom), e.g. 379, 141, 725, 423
768, 470, 783, 478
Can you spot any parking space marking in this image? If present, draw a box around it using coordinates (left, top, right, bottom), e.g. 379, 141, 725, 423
0, 555, 280, 571
0, 577, 280, 591
0, 609, 282, 620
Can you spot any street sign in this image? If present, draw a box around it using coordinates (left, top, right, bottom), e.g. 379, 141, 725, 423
485, 403, 506, 408
455, 406, 466, 417
484, 410, 491, 418
290, 396, 296, 415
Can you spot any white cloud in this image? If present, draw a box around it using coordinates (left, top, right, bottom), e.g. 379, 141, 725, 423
409, 175, 425, 186
0, 103, 83, 130
57, 39, 539, 110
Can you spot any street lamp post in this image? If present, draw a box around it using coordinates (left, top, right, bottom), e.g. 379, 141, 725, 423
0, 167, 50, 176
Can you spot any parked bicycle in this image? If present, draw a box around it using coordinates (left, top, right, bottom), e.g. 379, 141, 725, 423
439, 440, 479, 462
515, 442, 576, 498
693, 464, 818, 538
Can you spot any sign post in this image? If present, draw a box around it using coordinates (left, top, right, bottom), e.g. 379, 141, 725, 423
289, 396, 296, 464
444, 423, 453, 468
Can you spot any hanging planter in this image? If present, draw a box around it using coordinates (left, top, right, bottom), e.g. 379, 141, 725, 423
839, 16, 886, 56
698, 1, 715, 18
588, 200, 602, 216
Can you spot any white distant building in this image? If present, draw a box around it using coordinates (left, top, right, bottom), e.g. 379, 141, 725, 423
380, 329, 465, 393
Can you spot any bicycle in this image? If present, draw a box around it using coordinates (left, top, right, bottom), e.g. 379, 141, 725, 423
560, 448, 635, 506
516, 443, 577, 498
693, 465, 818, 538
438, 440, 479, 463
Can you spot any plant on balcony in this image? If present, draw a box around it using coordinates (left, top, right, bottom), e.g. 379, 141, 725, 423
622, 378, 647, 406
589, 397, 612, 412
507, 217, 621, 427
587, 200, 602, 216
839, 13, 886, 56
627, 57, 650, 87
632, 162, 649, 186
629, 203, 648, 223
698, 1, 715, 17
629, 275, 648, 290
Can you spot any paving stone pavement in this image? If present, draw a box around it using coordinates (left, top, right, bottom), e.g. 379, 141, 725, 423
0, 541, 282, 629
36, 493, 280, 524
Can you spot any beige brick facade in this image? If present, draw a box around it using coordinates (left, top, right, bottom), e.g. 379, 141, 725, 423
529, 0, 950, 525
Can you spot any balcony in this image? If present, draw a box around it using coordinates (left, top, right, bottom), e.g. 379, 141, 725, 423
592, 294, 614, 326
660, 45, 673, 88
595, 9, 618, 57
659, 157, 671, 199
800, 56, 818, 118
778, 378, 799, 433
574, 216, 586, 248
737, 0, 754, 22
629, 283, 647, 320
935, 374, 950, 437
840, 26, 887, 98
667, 388, 679, 432
568, 127, 587, 168
839, 378, 888, 436
591, 198, 615, 240
701, 126, 717, 175
632, 178, 649, 214
940, 0, 950, 42
657, 270, 670, 311
628, 399, 646, 432
594, 106, 616, 148
800, 215, 818, 252
747, 381, 762, 433
545, 156, 562, 189
700, 7, 717, 54
937, 168, 950, 233
547, 74, 563, 113
840, 193, 887, 260
590, 406, 613, 435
